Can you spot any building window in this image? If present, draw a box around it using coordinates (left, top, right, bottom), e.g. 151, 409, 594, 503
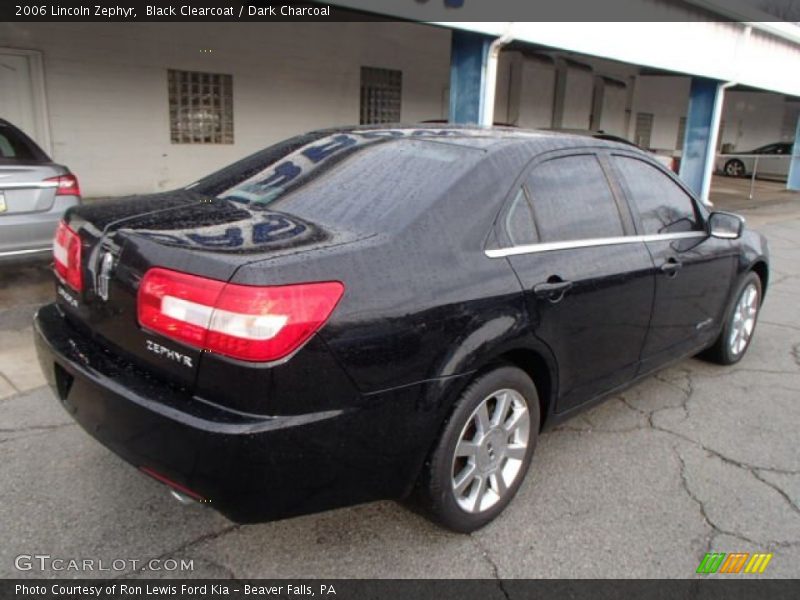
634, 112, 654, 149
168, 69, 233, 144
360, 67, 402, 125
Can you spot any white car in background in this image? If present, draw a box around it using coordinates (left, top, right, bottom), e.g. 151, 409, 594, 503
716, 142, 794, 180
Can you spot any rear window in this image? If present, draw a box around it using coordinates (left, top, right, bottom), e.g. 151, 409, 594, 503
0, 125, 47, 161
191, 132, 483, 230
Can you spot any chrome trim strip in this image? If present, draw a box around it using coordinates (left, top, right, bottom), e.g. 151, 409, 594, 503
0, 181, 58, 190
0, 247, 51, 257
485, 232, 708, 258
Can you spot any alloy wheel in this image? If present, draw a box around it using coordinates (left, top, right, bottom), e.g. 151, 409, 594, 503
728, 282, 759, 356
726, 161, 744, 176
451, 388, 530, 513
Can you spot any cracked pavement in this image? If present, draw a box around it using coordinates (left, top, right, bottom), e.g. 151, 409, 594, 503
1, 178, 799, 579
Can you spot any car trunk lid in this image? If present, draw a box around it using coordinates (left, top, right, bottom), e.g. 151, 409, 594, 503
0, 165, 61, 214
58, 189, 354, 392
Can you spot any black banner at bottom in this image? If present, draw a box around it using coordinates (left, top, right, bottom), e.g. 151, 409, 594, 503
2, 579, 800, 600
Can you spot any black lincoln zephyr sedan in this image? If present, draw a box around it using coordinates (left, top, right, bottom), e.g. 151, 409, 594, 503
34, 126, 768, 532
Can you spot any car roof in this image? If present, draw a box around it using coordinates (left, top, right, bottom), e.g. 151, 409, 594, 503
307, 124, 639, 154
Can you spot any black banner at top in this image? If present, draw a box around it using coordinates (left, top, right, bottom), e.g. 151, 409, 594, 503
5, 1, 359, 22
2, 0, 800, 22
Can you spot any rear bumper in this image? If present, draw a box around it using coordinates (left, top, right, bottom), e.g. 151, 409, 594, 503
33, 303, 435, 522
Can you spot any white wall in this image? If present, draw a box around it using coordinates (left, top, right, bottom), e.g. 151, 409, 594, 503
0, 22, 451, 196
597, 82, 628, 137
495, 51, 642, 136
630, 75, 691, 151
493, 51, 558, 128
516, 57, 556, 129
720, 91, 793, 151
559, 66, 594, 130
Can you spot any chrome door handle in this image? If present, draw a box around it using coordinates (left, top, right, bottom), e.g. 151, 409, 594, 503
533, 280, 573, 303
660, 258, 683, 277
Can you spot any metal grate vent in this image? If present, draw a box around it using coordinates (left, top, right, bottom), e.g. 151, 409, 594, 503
676, 116, 687, 150
168, 69, 234, 144
634, 112, 654, 150
360, 67, 402, 125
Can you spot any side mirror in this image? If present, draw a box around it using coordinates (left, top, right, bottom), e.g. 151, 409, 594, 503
708, 211, 745, 240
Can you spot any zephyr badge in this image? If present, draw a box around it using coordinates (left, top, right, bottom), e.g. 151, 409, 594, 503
96, 251, 115, 301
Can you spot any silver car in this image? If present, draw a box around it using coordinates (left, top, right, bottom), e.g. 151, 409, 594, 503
0, 119, 81, 263
716, 142, 794, 180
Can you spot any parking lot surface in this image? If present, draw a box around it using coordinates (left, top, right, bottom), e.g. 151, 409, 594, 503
1, 176, 799, 579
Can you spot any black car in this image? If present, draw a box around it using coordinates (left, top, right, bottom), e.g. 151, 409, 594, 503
34, 126, 769, 532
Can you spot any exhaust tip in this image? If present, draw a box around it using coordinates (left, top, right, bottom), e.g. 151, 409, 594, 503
170, 489, 196, 505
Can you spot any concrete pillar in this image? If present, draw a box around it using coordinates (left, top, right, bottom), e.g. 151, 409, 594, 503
788, 114, 800, 191
679, 77, 725, 203
550, 59, 567, 129
448, 30, 492, 124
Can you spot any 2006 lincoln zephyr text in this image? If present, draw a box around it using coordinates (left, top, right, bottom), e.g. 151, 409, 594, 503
34, 126, 769, 532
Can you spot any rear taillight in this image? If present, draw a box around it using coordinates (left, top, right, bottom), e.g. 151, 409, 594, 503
45, 173, 81, 197
53, 220, 83, 292
137, 267, 344, 362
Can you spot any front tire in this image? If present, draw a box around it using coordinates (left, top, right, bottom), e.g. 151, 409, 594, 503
702, 272, 762, 365
418, 366, 540, 533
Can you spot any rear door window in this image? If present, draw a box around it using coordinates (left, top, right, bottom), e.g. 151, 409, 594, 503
504, 188, 538, 246
612, 155, 701, 235
523, 154, 625, 243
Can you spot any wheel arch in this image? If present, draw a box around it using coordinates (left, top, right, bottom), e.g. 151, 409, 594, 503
750, 260, 769, 300
496, 349, 553, 430
470, 347, 556, 432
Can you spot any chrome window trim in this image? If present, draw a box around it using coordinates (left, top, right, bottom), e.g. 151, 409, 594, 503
0, 181, 58, 190
485, 231, 708, 258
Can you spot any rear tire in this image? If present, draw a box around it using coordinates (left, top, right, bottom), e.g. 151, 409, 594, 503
701, 272, 762, 365
417, 366, 540, 533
